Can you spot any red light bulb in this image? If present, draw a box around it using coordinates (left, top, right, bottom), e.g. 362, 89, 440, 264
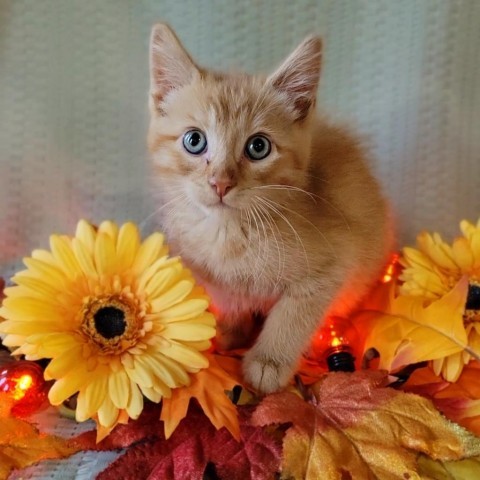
381, 253, 401, 284
0, 360, 49, 416
310, 316, 359, 372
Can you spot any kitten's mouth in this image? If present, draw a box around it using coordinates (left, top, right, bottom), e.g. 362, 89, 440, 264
213, 200, 232, 209
209, 195, 235, 209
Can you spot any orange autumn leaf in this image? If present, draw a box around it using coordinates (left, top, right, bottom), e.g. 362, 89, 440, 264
418, 454, 480, 479
404, 362, 480, 436
160, 353, 242, 440
359, 277, 472, 372
252, 370, 480, 480
0, 394, 80, 480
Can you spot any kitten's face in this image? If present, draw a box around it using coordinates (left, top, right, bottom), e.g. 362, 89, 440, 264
148, 24, 321, 219
149, 76, 312, 214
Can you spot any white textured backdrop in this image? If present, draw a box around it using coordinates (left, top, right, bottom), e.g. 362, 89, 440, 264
1, 0, 480, 279
1, 1, 480, 477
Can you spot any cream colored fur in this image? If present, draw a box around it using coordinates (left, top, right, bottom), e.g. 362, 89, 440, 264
148, 23, 392, 393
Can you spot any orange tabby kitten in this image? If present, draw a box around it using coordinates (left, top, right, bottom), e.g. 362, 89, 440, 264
148, 24, 392, 393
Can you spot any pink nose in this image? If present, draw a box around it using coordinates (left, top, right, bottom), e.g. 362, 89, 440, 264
209, 178, 236, 199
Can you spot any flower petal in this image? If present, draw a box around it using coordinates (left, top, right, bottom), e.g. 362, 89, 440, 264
151, 299, 211, 323
154, 354, 191, 386
22, 257, 68, 290
126, 381, 144, 419
460, 220, 477, 240
139, 386, 162, 403
48, 368, 89, 405
76, 369, 109, 423
160, 340, 209, 369
131, 232, 166, 276
76, 219, 96, 255
98, 221, 119, 242
418, 232, 458, 270
31, 249, 57, 265
137, 353, 179, 389
442, 351, 465, 383
0, 319, 66, 336
2, 296, 66, 323
50, 235, 82, 279
10, 274, 61, 299
94, 232, 117, 276
180, 340, 212, 351
125, 359, 154, 388
72, 237, 98, 278
27, 332, 79, 357
45, 344, 84, 380
0, 334, 27, 347
162, 323, 215, 342
150, 280, 194, 312
401, 247, 437, 271
140, 259, 181, 297
470, 230, 480, 268
108, 369, 130, 409
97, 395, 120, 428
452, 237, 475, 272
116, 222, 140, 272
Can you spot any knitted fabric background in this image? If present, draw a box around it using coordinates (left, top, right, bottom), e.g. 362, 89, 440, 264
0, 0, 479, 476
1, 0, 480, 280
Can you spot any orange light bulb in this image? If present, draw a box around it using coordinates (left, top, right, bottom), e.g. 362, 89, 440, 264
310, 316, 359, 372
12, 373, 34, 400
0, 361, 49, 416
381, 253, 400, 283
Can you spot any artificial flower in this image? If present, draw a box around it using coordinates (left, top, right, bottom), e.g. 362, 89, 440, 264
399, 218, 480, 381
0, 220, 216, 432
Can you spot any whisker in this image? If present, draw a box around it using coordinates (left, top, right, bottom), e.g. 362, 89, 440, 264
250, 184, 317, 203
255, 196, 310, 273
260, 196, 337, 260
249, 204, 270, 280
139, 193, 187, 232
250, 184, 351, 234
253, 199, 286, 288
243, 206, 260, 282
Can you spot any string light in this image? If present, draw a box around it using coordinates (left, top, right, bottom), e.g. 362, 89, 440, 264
381, 253, 400, 283
311, 316, 359, 372
0, 360, 49, 416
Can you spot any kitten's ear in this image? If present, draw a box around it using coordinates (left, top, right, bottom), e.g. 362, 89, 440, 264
267, 35, 322, 121
149, 23, 200, 110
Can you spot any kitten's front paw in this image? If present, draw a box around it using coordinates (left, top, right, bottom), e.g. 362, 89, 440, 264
242, 348, 292, 394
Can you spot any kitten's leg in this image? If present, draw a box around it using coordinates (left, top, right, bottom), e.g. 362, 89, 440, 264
215, 311, 254, 351
242, 287, 329, 393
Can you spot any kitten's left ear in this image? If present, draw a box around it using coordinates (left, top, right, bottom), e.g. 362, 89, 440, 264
149, 23, 200, 111
267, 35, 322, 121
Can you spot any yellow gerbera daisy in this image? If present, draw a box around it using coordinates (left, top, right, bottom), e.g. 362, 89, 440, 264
0, 220, 216, 432
399, 218, 480, 382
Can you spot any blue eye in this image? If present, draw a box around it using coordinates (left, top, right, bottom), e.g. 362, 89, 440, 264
183, 129, 207, 155
245, 135, 271, 161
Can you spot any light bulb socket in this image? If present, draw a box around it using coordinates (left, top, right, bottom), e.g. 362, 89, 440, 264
326, 350, 355, 372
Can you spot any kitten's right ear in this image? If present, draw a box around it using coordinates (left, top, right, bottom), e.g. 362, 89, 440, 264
149, 23, 200, 111
267, 35, 322, 121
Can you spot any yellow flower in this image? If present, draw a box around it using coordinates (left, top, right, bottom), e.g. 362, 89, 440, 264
0, 220, 216, 432
399, 219, 480, 382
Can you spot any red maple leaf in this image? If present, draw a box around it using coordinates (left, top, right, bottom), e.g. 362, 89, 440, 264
71, 402, 281, 480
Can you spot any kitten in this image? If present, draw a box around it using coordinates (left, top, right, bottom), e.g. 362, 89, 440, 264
147, 24, 392, 393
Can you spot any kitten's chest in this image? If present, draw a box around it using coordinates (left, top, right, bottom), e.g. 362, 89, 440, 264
170, 211, 284, 289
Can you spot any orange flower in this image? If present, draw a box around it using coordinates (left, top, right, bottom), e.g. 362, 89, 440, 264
399, 219, 480, 381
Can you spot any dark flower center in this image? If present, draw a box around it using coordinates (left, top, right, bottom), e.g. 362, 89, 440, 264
466, 283, 480, 311
94, 306, 127, 339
